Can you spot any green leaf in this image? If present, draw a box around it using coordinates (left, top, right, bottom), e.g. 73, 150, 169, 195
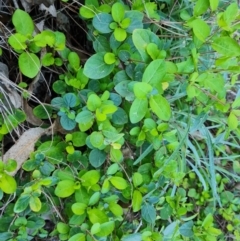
57, 222, 70, 234
72, 132, 87, 147
89, 149, 107, 168
63, 93, 77, 108
34, 30, 56, 47
114, 28, 127, 42
179, 221, 194, 237
42, 53, 54, 67
90, 132, 104, 149
69, 233, 86, 241
54, 180, 75, 198
68, 52, 80, 71
133, 82, 153, 98
188, 19, 210, 42
54, 31, 66, 50
228, 112, 238, 130
149, 94, 171, 121
212, 36, 240, 57
110, 176, 128, 190
109, 202, 123, 216
112, 2, 125, 23
125, 11, 144, 33
132, 29, 159, 61
14, 194, 31, 213
81, 170, 100, 187
87, 94, 102, 111
4, 159, 17, 172
72, 203, 87, 215
87, 208, 108, 224
29, 196, 42, 212
110, 148, 123, 163
19, 52, 40, 78
84, 52, 115, 79
60, 114, 76, 131
142, 59, 166, 87
132, 190, 142, 212
209, 0, 219, 11
129, 98, 148, 124
133, 172, 143, 187
0, 173, 17, 194
96, 221, 115, 237
104, 52, 116, 64
141, 204, 156, 224
89, 191, 101, 206
12, 9, 34, 35
92, 13, 113, 33
202, 213, 213, 229
75, 110, 95, 132
112, 107, 128, 125
8, 33, 28, 50
193, 0, 209, 16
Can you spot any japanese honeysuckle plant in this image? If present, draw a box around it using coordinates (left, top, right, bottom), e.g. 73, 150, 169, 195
0, 0, 240, 240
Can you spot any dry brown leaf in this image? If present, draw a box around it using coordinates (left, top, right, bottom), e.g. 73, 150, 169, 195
3, 127, 51, 176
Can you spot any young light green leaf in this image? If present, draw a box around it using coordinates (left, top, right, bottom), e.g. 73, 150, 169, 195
96, 221, 115, 237
87, 208, 108, 224
114, 28, 127, 42
81, 170, 100, 187
193, 0, 209, 16
132, 190, 142, 212
129, 98, 148, 124
209, 0, 219, 11
109, 176, 128, 190
19, 52, 40, 78
112, 2, 125, 22
0, 173, 17, 194
8, 33, 28, 50
72, 203, 87, 215
87, 94, 102, 111
12, 9, 34, 35
29, 196, 42, 212
68, 52, 80, 71
133, 82, 153, 98
188, 19, 210, 42
54, 180, 75, 198
149, 95, 171, 121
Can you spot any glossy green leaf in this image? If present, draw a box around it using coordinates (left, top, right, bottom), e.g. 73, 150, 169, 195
149, 95, 171, 121
129, 98, 148, 124
209, 0, 219, 11
75, 110, 94, 132
88, 191, 101, 206
89, 149, 107, 168
109, 202, 123, 216
92, 13, 113, 33
42, 53, 54, 67
14, 194, 31, 213
133, 172, 143, 187
19, 52, 40, 78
